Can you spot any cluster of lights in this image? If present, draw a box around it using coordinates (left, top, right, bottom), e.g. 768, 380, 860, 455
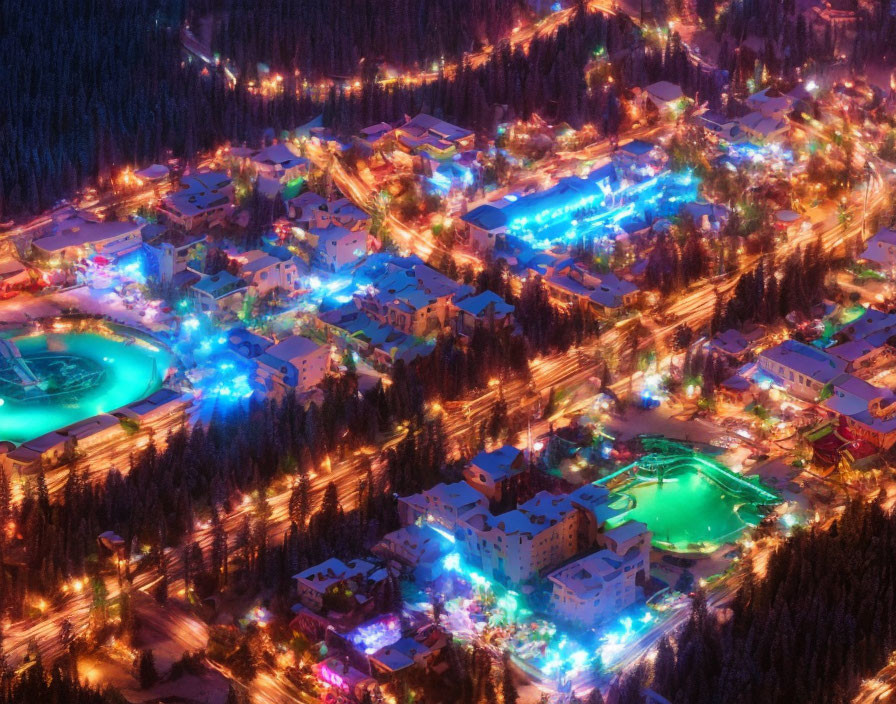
437, 549, 659, 680
505, 169, 698, 248
348, 616, 402, 654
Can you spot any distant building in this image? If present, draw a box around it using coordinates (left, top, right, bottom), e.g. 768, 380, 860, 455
32, 219, 143, 262
463, 445, 525, 501
746, 88, 795, 118
457, 491, 582, 585
373, 523, 448, 574
293, 557, 380, 611
399, 481, 490, 533
453, 290, 515, 337
134, 164, 169, 182
828, 338, 896, 373
535, 258, 638, 315
693, 111, 742, 141
142, 227, 206, 283
615, 140, 664, 172
250, 142, 309, 186
643, 81, 684, 112
158, 172, 234, 231
354, 261, 470, 337
681, 201, 730, 231
234, 250, 300, 296
835, 308, 896, 343
358, 122, 393, 148
821, 373, 896, 450
287, 191, 328, 225
758, 339, 847, 401
739, 112, 789, 144
111, 388, 190, 425
189, 270, 247, 314
314, 657, 377, 703
548, 523, 649, 627
394, 114, 475, 158
312, 224, 367, 271
710, 329, 752, 360
255, 334, 331, 393
315, 198, 373, 232
227, 327, 274, 358
315, 306, 432, 369
460, 204, 509, 253
860, 228, 896, 274
369, 627, 448, 675
2, 414, 123, 476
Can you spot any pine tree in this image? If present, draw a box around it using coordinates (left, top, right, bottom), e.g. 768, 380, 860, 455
502, 653, 519, 704
137, 649, 159, 689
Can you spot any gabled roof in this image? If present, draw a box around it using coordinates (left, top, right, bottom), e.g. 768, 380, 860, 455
822, 373, 887, 416
645, 81, 683, 103
544, 267, 638, 310
264, 335, 325, 363
760, 339, 846, 384
838, 308, 896, 340
135, 164, 169, 180
712, 328, 750, 355
360, 121, 393, 136
289, 191, 327, 210
371, 637, 433, 672
240, 253, 283, 276
252, 142, 308, 170
469, 445, 524, 481
293, 557, 375, 592
739, 112, 788, 137
461, 204, 508, 231
455, 290, 514, 318
376, 524, 447, 566
164, 191, 231, 217
422, 481, 487, 512
861, 228, 896, 266
34, 220, 141, 253
828, 339, 882, 363
180, 171, 231, 194
400, 114, 473, 142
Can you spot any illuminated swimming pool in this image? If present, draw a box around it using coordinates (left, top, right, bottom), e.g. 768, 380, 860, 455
607, 454, 779, 553
0, 325, 173, 445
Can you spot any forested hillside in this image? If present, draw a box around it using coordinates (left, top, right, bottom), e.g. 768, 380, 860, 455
196, 0, 526, 78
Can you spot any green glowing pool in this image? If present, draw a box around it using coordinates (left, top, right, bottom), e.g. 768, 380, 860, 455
607, 455, 778, 553
0, 327, 173, 445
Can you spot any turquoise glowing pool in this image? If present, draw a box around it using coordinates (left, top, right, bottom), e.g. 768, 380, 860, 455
0, 326, 173, 445
607, 454, 779, 553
